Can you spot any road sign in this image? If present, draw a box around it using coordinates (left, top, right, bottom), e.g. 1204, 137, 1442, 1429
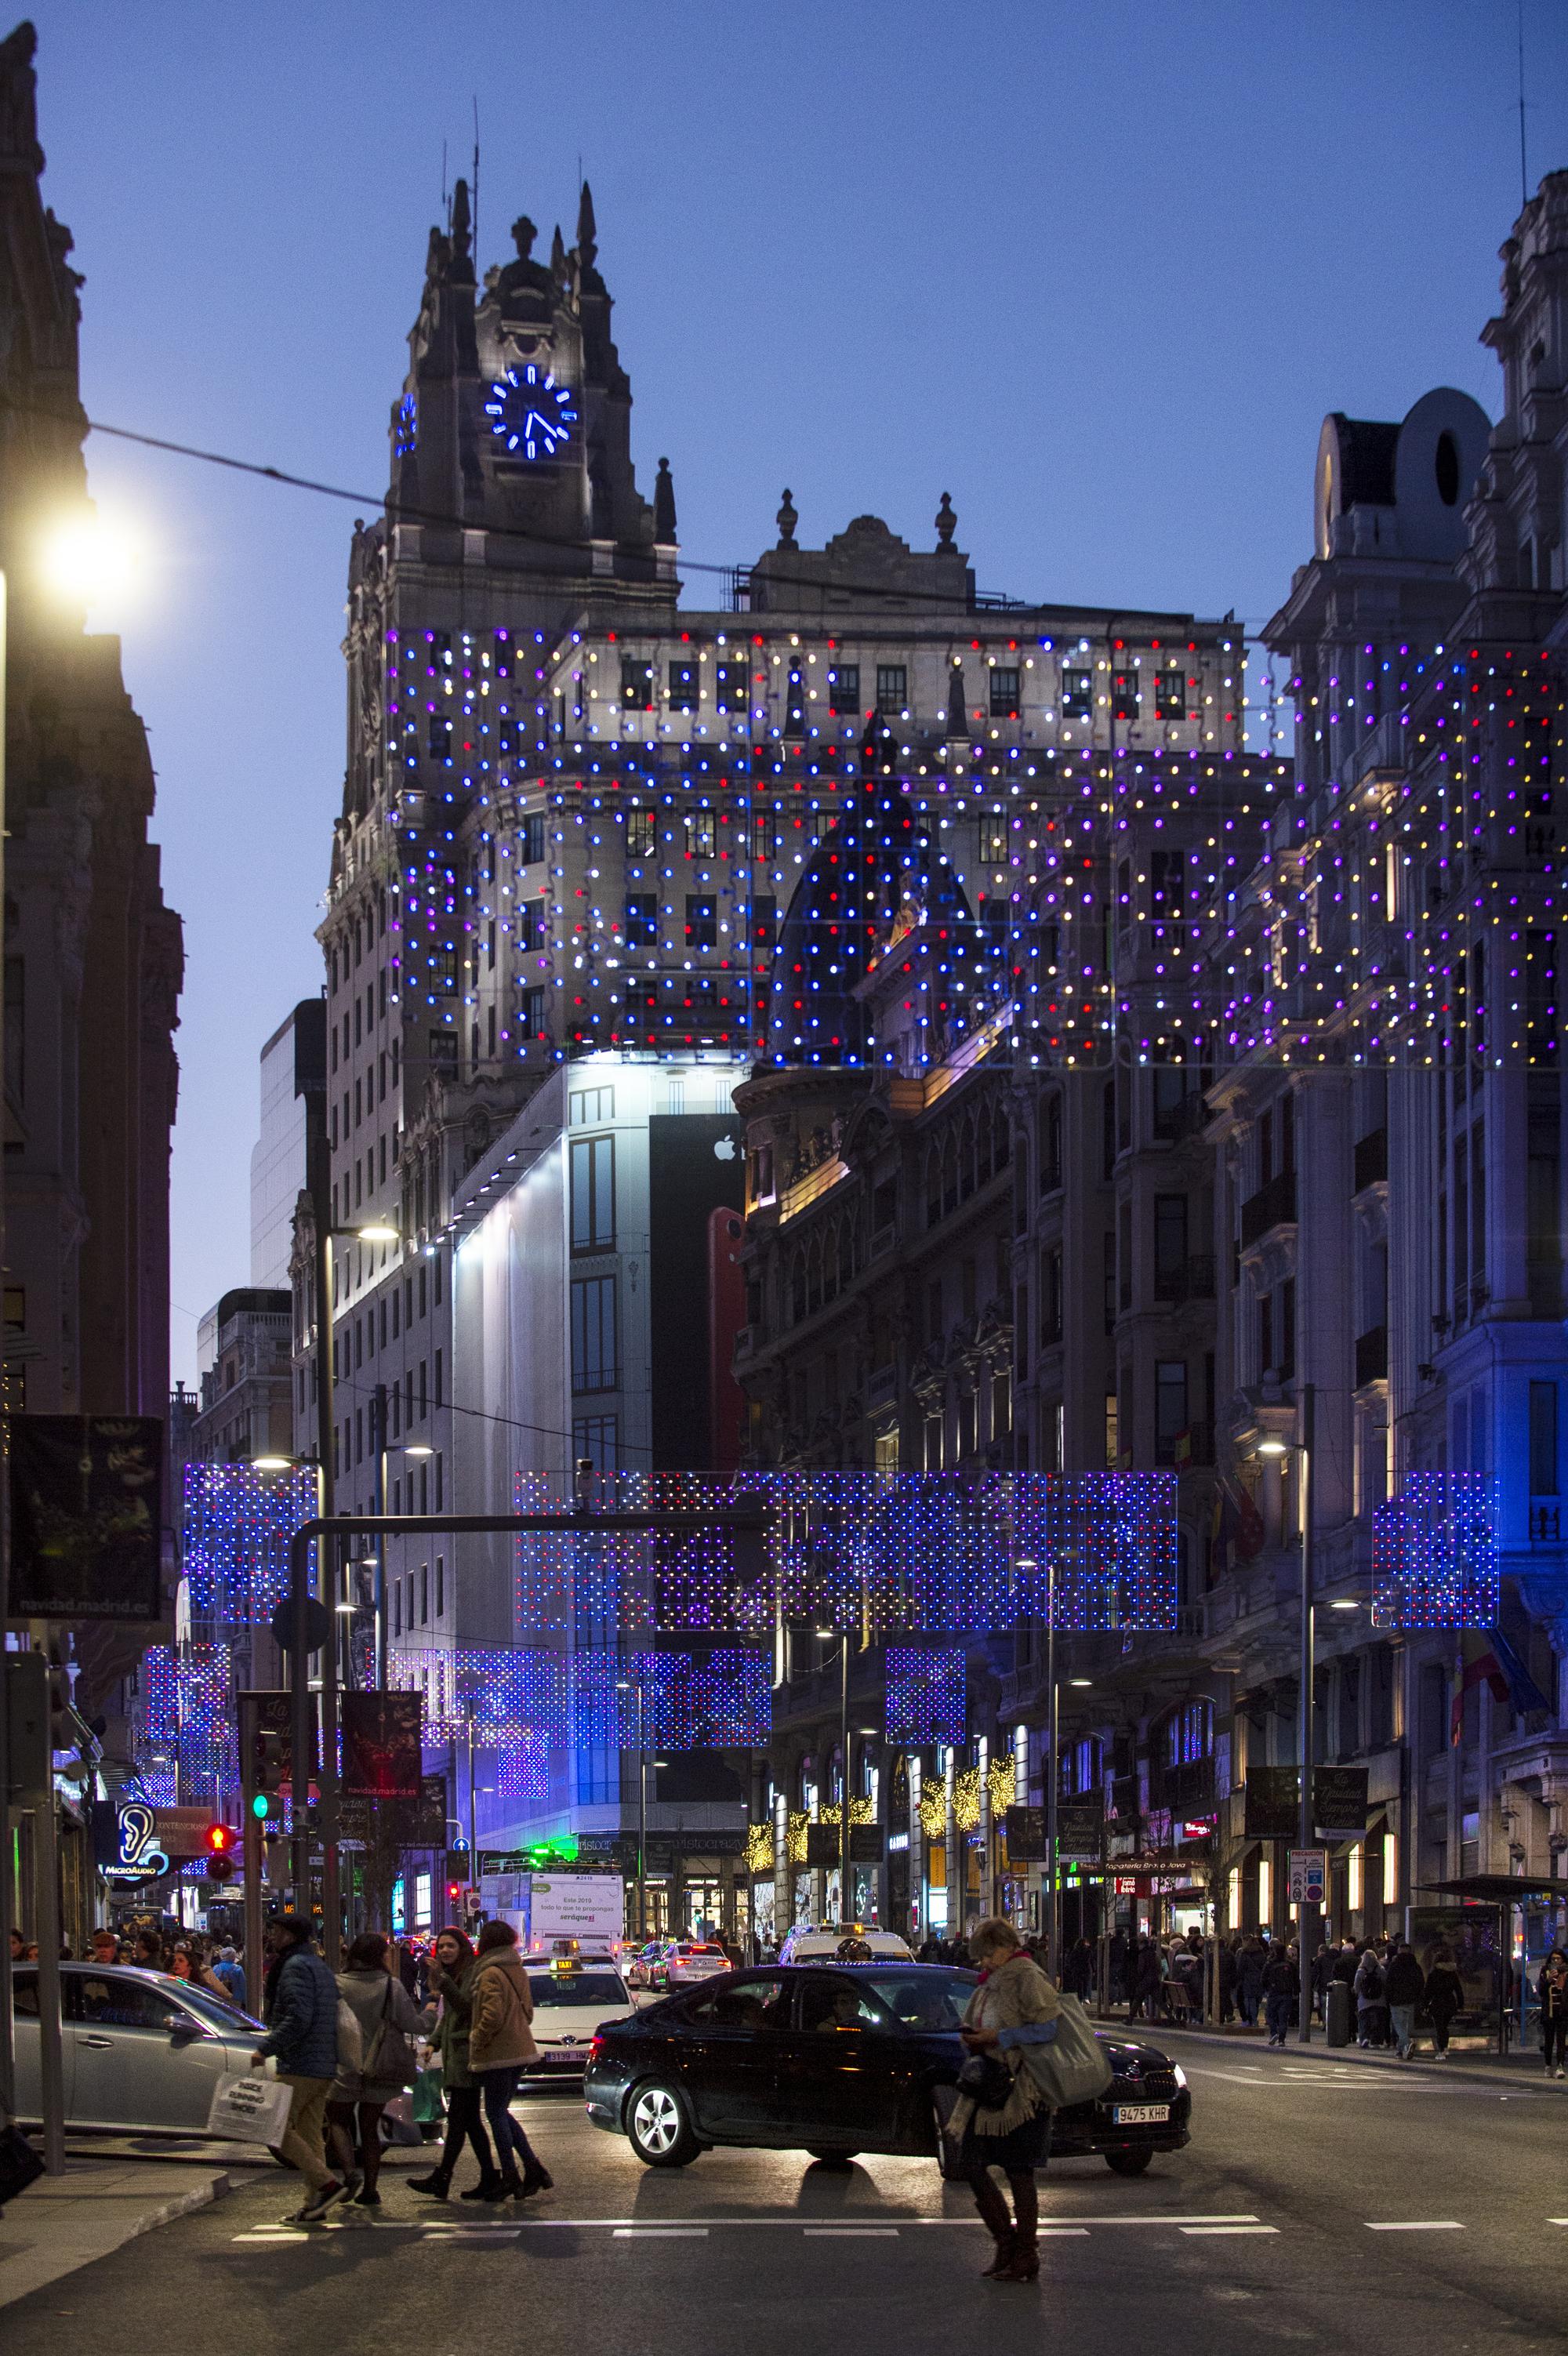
1288, 1847, 1328, 1906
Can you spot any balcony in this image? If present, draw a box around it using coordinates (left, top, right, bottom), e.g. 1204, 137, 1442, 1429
1353, 1127, 1388, 1193
1355, 1324, 1388, 1386
1240, 1167, 1297, 1248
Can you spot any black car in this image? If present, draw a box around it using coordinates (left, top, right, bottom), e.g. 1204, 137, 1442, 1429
583, 1962, 1189, 2176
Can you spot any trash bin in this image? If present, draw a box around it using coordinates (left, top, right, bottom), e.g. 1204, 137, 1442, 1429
1326, 1980, 1352, 2047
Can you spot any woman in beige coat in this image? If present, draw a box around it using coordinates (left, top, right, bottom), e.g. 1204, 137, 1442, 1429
949, 1915, 1062, 2285
469, 1919, 552, 2199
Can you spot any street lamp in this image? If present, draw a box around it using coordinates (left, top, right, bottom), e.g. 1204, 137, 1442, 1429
1257, 1378, 1317, 2045
815, 1624, 855, 1927
616, 1669, 651, 1942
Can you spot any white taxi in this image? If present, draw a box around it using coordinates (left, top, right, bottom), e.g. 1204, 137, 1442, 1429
522, 1954, 635, 2080
776, 1924, 915, 1965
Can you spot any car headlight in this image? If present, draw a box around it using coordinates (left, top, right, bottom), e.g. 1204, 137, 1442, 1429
1171, 2064, 1188, 2090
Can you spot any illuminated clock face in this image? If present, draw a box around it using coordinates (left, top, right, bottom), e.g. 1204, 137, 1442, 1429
485, 363, 578, 460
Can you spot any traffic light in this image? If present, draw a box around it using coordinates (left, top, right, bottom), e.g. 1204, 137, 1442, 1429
205, 1821, 237, 1882
445, 1879, 463, 1909
252, 1729, 285, 1821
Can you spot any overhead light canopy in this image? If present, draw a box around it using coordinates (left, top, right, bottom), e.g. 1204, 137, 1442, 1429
1256, 1437, 1290, 1458
252, 1454, 294, 1472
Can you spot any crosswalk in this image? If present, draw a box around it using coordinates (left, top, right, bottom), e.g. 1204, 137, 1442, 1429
1183, 2060, 1540, 2096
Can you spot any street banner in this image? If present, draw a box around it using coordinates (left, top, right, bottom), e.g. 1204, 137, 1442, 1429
1288, 1847, 1328, 1906
804, 1822, 839, 1868
848, 1824, 886, 1864
1243, 1766, 1301, 1839
9, 1415, 162, 1621
1312, 1764, 1368, 1840
1005, 1804, 1047, 1861
154, 1805, 223, 1860
342, 1691, 423, 1797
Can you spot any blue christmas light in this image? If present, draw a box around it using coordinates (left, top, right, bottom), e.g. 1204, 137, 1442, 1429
182, 1463, 320, 1628
1371, 1472, 1499, 1629
885, 1647, 966, 1746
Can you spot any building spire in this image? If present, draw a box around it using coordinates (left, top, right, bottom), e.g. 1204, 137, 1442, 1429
576, 178, 597, 274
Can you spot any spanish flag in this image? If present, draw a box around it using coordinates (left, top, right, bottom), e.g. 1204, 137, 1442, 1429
1450, 1631, 1509, 1744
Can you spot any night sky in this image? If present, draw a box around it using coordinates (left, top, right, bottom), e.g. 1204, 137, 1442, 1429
20, 1, 1566, 1379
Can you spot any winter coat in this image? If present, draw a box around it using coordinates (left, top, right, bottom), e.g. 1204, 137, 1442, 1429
1237, 1940, 1266, 1992
1384, 1951, 1425, 2007
426, 1958, 479, 2090
333, 1966, 424, 2102
256, 1944, 339, 2080
1261, 1952, 1297, 2001
1330, 1948, 1359, 1984
469, 1950, 538, 2073
1425, 1964, 1464, 2021
1537, 1966, 1568, 2021
1354, 1951, 1387, 2009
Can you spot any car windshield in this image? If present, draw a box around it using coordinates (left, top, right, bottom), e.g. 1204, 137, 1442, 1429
858, 1969, 978, 2031
528, 1972, 627, 2009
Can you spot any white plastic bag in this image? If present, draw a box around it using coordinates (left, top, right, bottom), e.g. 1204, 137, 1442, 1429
207, 2070, 294, 2146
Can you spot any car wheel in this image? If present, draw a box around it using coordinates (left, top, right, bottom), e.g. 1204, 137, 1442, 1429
626, 2079, 699, 2168
1105, 2146, 1153, 2176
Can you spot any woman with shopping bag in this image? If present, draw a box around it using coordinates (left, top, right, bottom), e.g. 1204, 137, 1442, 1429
327, 1933, 424, 2207
946, 1917, 1062, 2286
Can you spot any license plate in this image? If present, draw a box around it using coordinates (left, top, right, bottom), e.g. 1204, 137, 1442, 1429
1112, 2103, 1170, 2125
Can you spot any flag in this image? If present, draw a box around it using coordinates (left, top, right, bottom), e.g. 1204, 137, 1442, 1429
1235, 1479, 1266, 1560
1487, 1623, 1552, 1719
1208, 1481, 1236, 1585
1450, 1631, 1508, 1744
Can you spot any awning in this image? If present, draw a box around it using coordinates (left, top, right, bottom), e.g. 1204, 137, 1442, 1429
1417, 1875, 1568, 1904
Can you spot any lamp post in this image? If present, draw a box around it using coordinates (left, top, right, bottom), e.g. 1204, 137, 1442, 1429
1258, 1378, 1317, 2045
617, 1667, 648, 1942
816, 1625, 852, 1926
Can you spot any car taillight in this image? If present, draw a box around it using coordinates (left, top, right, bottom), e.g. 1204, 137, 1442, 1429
589, 2035, 604, 2058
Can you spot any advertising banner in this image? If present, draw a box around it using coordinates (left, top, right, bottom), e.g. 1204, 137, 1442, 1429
9, 1415, 163, 1621
342, 1691, 423, 1797
1312, 1764, 1369, 1840
1243, 1766, 1301, 1840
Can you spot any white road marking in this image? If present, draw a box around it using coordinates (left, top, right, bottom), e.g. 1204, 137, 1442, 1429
1181, 2226, 1281, 2238
612, 2227, 710, 2238
803, 2227, 899, 2238
1365, 2220, 1464, 2231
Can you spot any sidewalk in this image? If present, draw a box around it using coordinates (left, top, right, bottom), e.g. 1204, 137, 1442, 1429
1111, 2014, 1566, 2090
0, 2155, 234, 2310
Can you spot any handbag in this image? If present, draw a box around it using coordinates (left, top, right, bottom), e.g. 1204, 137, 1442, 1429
1018, 1993, 1113, 2111
0, 2119, 45, 2205
206, 2071, 295, 2147
363, 1980, 417, 2089
955, 2048, 1014, 2111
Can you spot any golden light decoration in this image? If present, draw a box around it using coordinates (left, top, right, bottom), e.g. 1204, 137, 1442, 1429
918, 1788, 947, 1842
818, 1795, 873, 1826
787, 1810, 809, 1864
988, 1757, 1017, 1812
953, 1766, 982, 1830
745, 1823, 774, 1875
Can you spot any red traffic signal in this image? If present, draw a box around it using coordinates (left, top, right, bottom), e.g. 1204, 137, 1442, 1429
205, 1821, 236, 1856
445, 1880, 463, 1904
206, 1853, 236, 1883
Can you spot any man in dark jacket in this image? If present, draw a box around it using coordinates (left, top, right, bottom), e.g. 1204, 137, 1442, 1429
251, 1915, 347, 2222
1384, 1943, 1425, 2060
1261, 1942, 1298, 2047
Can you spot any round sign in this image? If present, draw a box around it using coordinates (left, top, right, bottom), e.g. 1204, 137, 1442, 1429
269, 1598, 332, 1653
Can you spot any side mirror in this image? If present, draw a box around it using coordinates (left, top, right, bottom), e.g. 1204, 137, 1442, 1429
165, 2014, 202, 2042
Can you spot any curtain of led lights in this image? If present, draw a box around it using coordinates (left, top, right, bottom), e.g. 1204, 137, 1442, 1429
181, 1463, 321, 1628
1371, 1472, 1500, 1630
134, 1643, 236, 1806
885, 1648, 967, 1747
390, 1645, 558, 1805
573, 1649, 771, 1749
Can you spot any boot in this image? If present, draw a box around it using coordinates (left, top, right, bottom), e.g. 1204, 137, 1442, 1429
970, 2168, 1013, 2276
408, 2169, 451, 2200
495, 2166, 524, 2199
981, 2231, 1016, 2278
517, 2158, 554, 2198
459, 2170, 506, 2202
993, 2230, 1039, 2284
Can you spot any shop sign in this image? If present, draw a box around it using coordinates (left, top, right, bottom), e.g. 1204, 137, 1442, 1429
1058, 1800, 1106, 1864
1181, 1818, 1215, 1841
96, 1801, 169, 1883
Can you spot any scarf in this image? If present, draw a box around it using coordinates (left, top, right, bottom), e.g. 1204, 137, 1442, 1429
949, 1950, 1062, 2140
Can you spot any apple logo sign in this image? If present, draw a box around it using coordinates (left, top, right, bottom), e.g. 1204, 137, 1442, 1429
713, 1134, 740, 1162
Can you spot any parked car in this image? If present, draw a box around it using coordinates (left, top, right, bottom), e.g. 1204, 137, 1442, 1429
522, 1958, 635, 2081
777, 1926, 915, 1966
584, 1962, 1190, 2176
623, 1942, 666, 1990
11, 1963, 263, 2138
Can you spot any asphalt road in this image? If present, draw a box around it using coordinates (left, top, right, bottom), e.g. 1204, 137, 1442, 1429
5, 2038, 1566, 2355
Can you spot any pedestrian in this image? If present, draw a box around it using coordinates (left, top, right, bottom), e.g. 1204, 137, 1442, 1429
948, 1915, 1059, 2285
211, 1944, 248, 2009
328, 1931, 424, 2207
1236, 1931, 1265, 2026
250, 1914, 348, 2224
8, 1927, 23, 1962
468, 1919, 553, 2201
1425, 1944, 1464, 2059
1261, 1940, 1296, 2046
88, 1927, 121, 1967
1384, 1942, 1425, 2059
1130, 1934, 1163, 2023
1354, 1943, 1388, 2048
409, 1927, 495, 2201
1538, 1949, 1568, 2077
1064, 1936, 1094, 2002
1218, 1933, 1238, 2022
132, 1926, 165, 1973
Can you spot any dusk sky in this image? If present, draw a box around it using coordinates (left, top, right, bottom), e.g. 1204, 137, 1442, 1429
25, 0, 1568, 1382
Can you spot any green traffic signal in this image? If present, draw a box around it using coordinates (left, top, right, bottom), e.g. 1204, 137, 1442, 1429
251, 1791, 271, 1819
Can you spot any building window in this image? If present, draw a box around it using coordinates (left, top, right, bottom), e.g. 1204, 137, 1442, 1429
989, 666, 1020, 718
714, 660, 750, 714
749, 810, 776, 863
573, 1414, 618, 1471
829, 663, 861, 717
1155, 1361, 1189, 1465
1061, 668, 1092, 719
875, 664, 907, 715
1149, 851, 1185, 919
1112, 670, 1138, 721
626, 808, 656, 857
667, 661, 699, 711
570, 1134, 615, 1254
435, 1556, 445, 1617
571, 1275, 618, 1394
684, 809, 717, 859
1041, 1248, 1063, 1345
623, 892, 657, 949
519, 987, 546, 1039
1155, 669, 1187, 720
685, 895, 717, 949
783, 663, 807, 738
516, 813, 546, 866
1530, 1381, 1559, 1496
428, 1030, 458, 1073
750, 896, 776, 960
1153, 1194, 1188, 1297
1103, 1391, 1118, 1467
620, 658, 655, 711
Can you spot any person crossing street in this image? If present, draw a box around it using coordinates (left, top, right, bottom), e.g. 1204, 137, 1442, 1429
251, 1914, 349, 2225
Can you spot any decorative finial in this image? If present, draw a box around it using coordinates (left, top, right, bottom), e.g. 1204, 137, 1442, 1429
550, 223, 567, 280
450, 177, 472, 262
655, 456, 677, 543
777, 488, 798, 546
935, 491, 957, 550
510, 214, 537, 260
576, 179, 598, 273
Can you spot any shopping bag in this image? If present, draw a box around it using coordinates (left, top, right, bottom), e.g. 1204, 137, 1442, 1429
206, 2071, 294, 2146
1019, 1993, 1113, 2110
